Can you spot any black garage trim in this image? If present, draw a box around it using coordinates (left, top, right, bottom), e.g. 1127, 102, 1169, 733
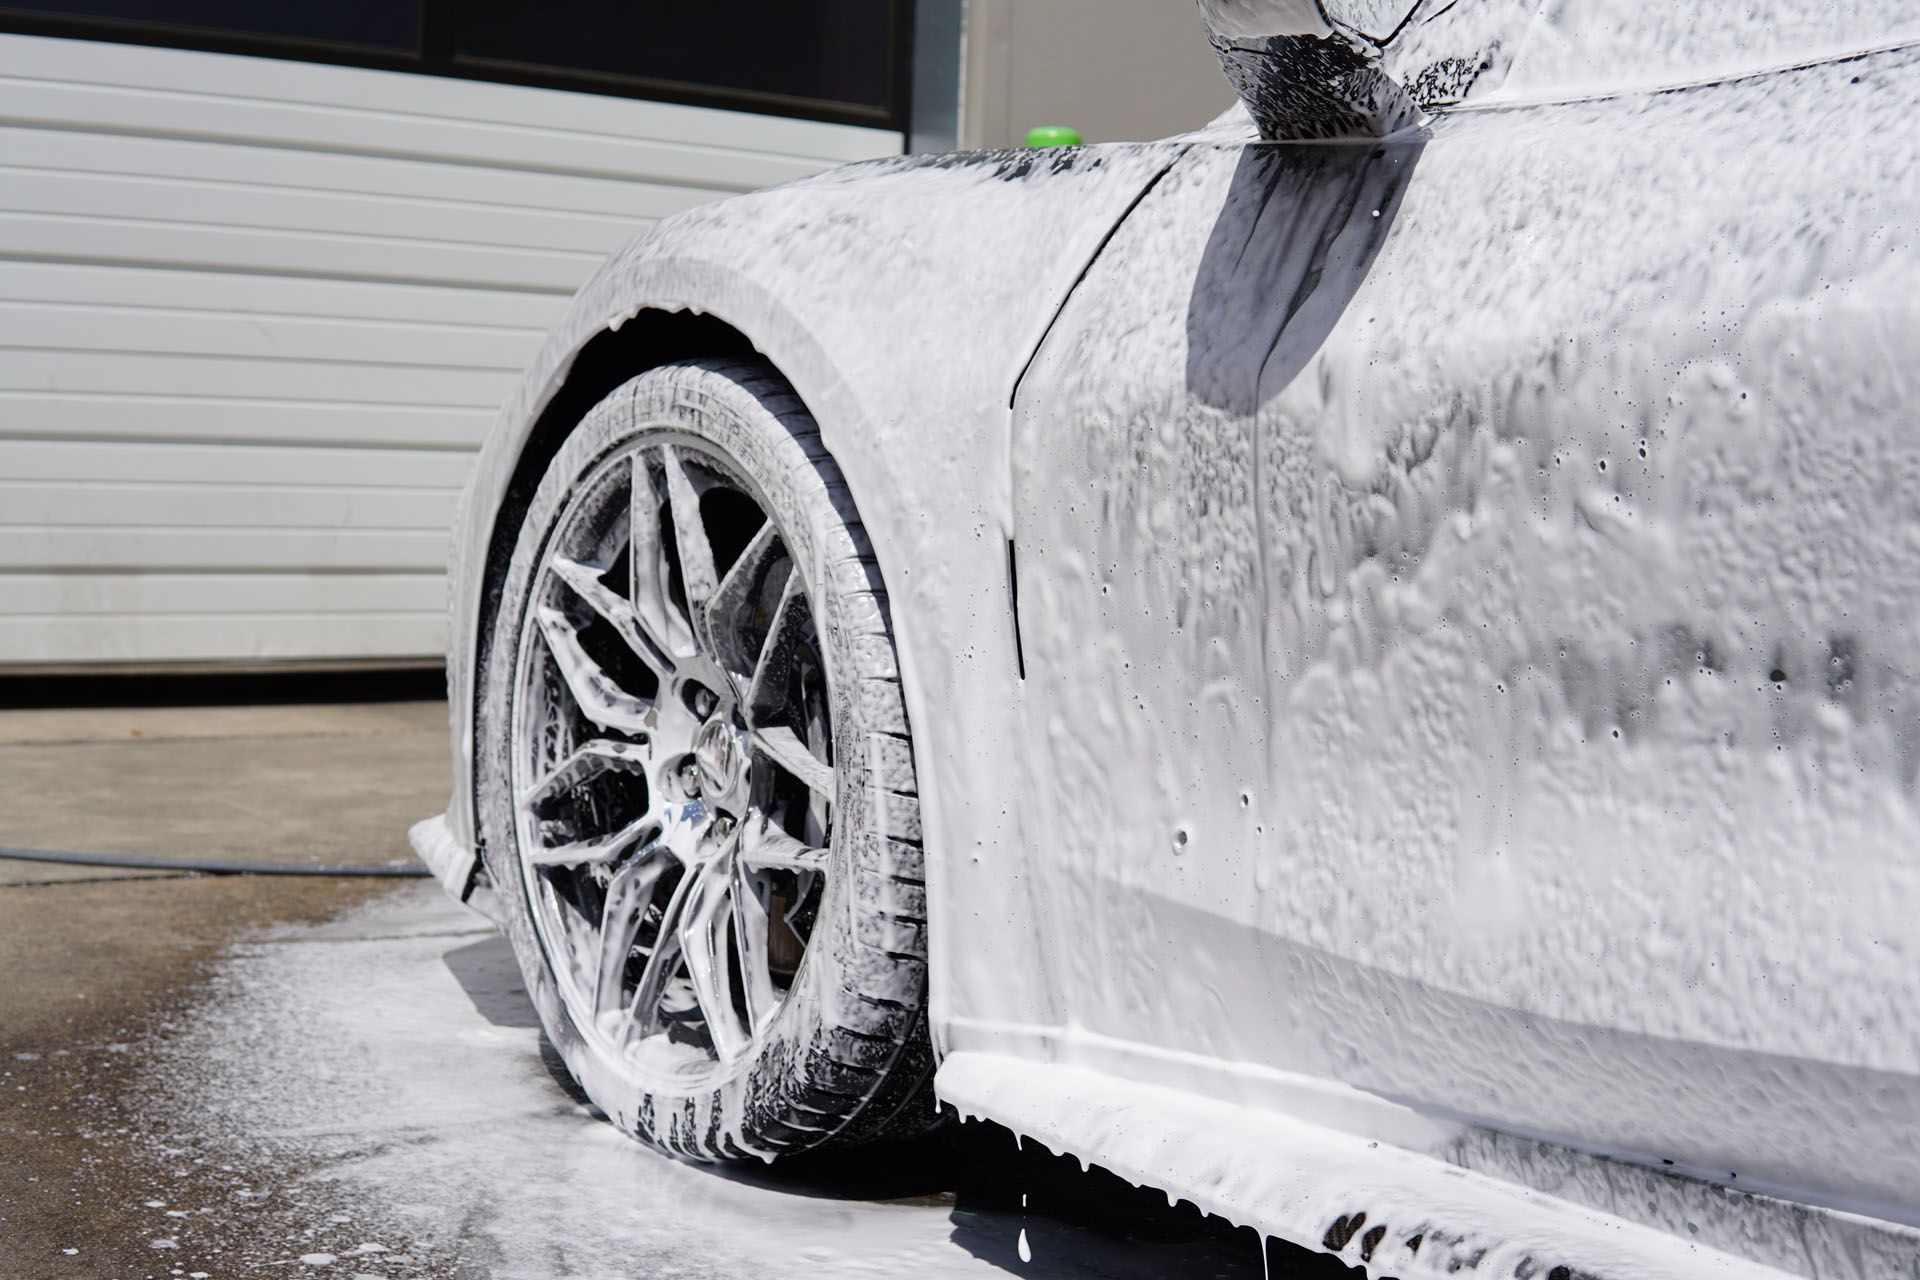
0, 0, 915, 132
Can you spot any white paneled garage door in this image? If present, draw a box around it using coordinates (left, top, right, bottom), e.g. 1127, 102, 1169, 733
0, 33, 901, 668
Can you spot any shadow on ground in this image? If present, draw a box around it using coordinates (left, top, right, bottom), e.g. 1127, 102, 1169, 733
448, 930, 1357, 1280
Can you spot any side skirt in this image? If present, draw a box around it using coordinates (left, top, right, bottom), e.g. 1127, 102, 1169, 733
934, 1050, 1794, 1280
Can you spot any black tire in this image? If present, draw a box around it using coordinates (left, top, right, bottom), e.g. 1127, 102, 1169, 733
475, 358, 935, 1159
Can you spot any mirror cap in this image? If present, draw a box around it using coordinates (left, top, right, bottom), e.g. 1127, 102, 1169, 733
1197, 0, 1530, 139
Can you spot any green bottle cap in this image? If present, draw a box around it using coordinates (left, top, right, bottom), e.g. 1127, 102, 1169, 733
1024, 124, 1083, 148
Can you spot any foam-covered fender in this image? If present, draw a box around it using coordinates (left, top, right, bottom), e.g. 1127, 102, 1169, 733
437, 143, 1186, 1048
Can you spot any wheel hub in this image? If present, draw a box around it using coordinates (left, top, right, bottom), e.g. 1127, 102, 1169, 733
692, 718, 747, 803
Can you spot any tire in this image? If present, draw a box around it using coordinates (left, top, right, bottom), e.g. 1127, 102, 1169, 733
475, 358, 934, 1160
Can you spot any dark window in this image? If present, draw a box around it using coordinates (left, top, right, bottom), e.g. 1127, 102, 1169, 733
0, 0, 416, 50
0, 0, 910, 129
451, 1, 895, 114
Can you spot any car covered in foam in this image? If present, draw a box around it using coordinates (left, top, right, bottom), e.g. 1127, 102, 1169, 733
412, 3, 1920, 1275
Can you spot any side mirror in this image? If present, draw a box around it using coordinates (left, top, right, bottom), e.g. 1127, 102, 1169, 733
1198, 0, 1524, 139
1321, 0, 1423, 41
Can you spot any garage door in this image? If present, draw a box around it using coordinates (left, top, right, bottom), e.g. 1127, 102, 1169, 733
0, 33, 901, 668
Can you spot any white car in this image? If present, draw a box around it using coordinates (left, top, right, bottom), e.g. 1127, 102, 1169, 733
412, 3, 1920, 1276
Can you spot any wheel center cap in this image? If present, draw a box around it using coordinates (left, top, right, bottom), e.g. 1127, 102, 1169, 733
693, 718, 745, 798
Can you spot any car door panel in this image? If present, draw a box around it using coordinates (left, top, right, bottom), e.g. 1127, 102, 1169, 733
1006, 61, 1920, 1218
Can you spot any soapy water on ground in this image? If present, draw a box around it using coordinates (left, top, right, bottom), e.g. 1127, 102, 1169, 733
135, 882, 1339, 1279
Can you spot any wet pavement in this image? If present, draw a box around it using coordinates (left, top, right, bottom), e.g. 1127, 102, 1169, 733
0, 688, 1350, 1279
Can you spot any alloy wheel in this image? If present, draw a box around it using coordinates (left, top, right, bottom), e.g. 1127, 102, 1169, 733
510, 436, 836, 1083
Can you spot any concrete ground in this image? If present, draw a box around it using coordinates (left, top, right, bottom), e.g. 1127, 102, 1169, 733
0, 689, 1344, 1280
0, 693, 446, 1278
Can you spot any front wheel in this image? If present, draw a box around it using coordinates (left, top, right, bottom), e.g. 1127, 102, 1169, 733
476, 358, 933, 1159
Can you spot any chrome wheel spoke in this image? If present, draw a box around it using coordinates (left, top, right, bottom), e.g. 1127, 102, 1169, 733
594, 853, 668, 1014
549, 554, 674, 679
534, 606, 651, 735
731, 861, 778, 1033
630, 451, 693, 656
527, 811, 661, 870
707, 521, 785, 677
802, 687, 832, 844
519, 737, 650, 808
680, 847, 750, 1060
752, 725, 834, 799
662, 445, 720, 646
627, 867, 695, 1041
737, 815, 829, 874
745, 569, 810, 723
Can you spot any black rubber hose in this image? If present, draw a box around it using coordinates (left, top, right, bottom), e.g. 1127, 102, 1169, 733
0, 845, 430, 879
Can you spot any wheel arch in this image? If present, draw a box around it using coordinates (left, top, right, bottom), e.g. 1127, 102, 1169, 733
452, 282, 944, 922
468, 308, 761, 798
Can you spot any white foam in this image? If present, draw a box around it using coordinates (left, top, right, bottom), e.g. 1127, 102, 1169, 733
156, 886, 1006, 1279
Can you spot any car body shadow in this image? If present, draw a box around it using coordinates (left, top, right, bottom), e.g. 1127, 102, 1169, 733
1186, 135, 1423, 415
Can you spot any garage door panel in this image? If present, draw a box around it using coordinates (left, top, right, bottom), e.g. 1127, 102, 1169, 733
0, 302, 545, 372
0, 610, 447, 664
1, 165, 647, 257
0, 125, 714, 223
0, 481, 458, 531
0, 439, 472, 489
0, 526, 449, 572
0, 76, 840, 194
0, 261, 571, 330
0, 211, 601, 293
0, 349, 517, 408
0, 572, 443, 615
0, 391, 491, 451
5, 31, 889, 166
